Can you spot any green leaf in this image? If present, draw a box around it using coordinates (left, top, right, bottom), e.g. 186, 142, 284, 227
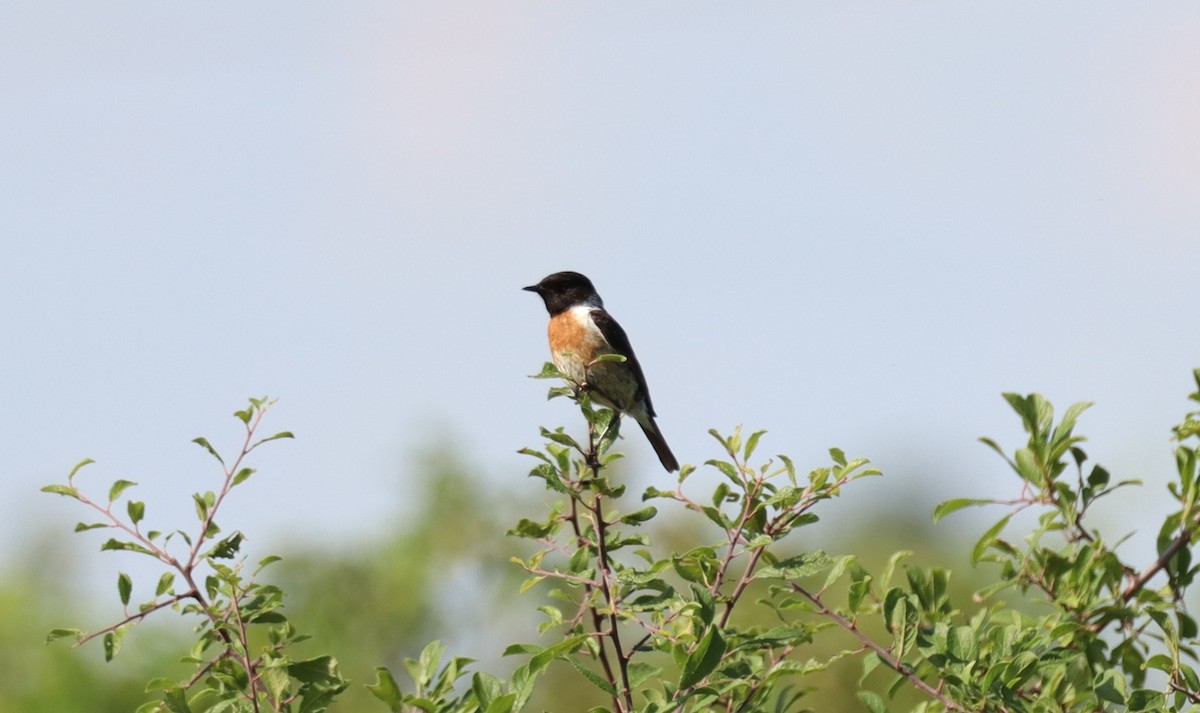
1088, 464, 1111, 488
744, 430, 766, 460
108, 479, 137, 502
471, 672, 504, 709
46, 628, 83, 644
502, 643, 540, 657
1094, 668, 1129, 704
679, 626, 725, 689
567, 656, 617, 696
232, 468, 255, 486
289, 655, 345, 686
947, 626, 977, 661
192, 493, 209, 522
972, 513, 1014, 565
1014, 447, 1042, 484
483, 694, 517, 713
758, 551, 833, 580
162, 686, 191, 713
857, 691, 887, 713
261, 663, 291, 705
252, 432, 294, 451
1053, 401, 1093, 444
777, 453, 796, 480
822, 554, 859, 590
531, 362, 563, 379
528, 634, 588, 675
1127, 690, 1166, 711
191, 437, 224, 464
727, 427, 742, 455
705, 459, 740, 483
508, 518, 554, 539
144, 677, 175, 693
156, 572, 176, 596
859, 652, 882, 684
127, 500, 145, 525
366, 667, 403, 709
620, 506, 657, 525
118, 572, 132, 606
103, 625, 130, 661
74, 522, 109, 532
41, 484, 81, 499
627, 662, 662, 687
68, 457, 97, 481
541, 429, 579, 448
880, 551, 912, 589
932, 498, 994, 522
847, 571, 872, 612
978, 436, 1016, 469
884, 590, 916, 659
100, 538, 155, 556
206, 532, 244, 560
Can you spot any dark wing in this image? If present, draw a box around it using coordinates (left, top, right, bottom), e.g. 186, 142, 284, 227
590, 309, 656, 417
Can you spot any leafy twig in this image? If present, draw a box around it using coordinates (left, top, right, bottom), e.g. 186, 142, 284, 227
790, 584, 966, 712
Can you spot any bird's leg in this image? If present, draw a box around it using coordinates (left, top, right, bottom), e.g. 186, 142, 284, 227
578, 364, 593, 397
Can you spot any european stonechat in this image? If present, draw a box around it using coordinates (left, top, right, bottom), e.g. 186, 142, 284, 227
524, 271, 679, 472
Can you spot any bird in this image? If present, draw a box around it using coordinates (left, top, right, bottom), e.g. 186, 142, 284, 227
524, 271, 679, 472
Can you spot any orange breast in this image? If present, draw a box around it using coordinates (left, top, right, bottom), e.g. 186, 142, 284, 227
548, 309, 605, 385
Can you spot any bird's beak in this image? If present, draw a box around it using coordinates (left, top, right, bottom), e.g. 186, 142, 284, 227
522, 285, 539, 293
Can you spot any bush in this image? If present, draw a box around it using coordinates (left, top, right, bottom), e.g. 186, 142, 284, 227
44, 370, 1200, 711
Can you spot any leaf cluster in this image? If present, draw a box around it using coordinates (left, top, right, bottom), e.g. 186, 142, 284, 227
43, 398, 346, 713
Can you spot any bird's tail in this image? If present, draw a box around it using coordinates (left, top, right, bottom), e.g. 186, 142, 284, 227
636, 415, 679, 472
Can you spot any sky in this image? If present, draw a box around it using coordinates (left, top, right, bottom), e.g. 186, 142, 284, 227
3, 3, 1199, 591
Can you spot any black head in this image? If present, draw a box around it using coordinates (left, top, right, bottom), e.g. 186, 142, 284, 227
523, 271, 601, 315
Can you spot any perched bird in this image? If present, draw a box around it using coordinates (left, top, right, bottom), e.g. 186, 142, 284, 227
524, 271, 679, 472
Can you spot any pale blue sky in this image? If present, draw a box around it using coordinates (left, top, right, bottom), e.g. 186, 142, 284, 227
3, 3, 1199, 582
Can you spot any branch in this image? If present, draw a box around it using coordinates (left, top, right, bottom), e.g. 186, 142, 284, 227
790, 584, 966, 712
75, 591, 197, 646
226, 580, 262, 713
585, 414, 634, 713
1123, 526, 1193, 602
185, 405, 270, 573
566, 487, 622, 712
592, 493, 634, 712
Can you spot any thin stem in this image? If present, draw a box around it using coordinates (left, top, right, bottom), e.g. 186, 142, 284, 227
75, 592, 195, 646
718, 547, 767, 630
713, 459, 769, 629
566, 489, 621, 712
1123, 525, 1193, 602
226, 581, 262, 713
585, 412, 634, 713
71, 490, 175, 566
186, 406, 269, 573
791, 584, 966, 712
521, 566, 601, 588
592, 492, 633, 712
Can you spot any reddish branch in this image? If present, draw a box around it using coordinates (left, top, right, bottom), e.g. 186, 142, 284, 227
790, 584, 966, 712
